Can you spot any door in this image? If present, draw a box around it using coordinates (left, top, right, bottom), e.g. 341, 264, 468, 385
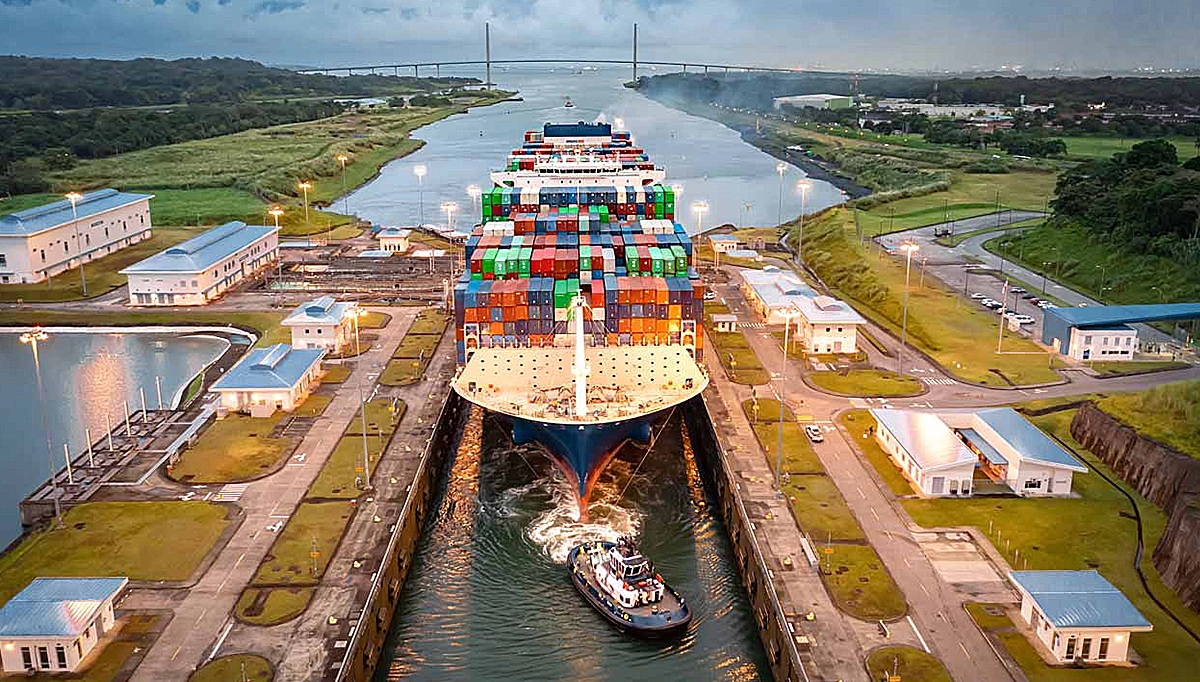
1065, 636, 1076, 659
931, 477, 945, 495
950, 479, 959, 495
20, 647, 32, 670
1047, 477, 1055, 494
1098, 637, 1109, 661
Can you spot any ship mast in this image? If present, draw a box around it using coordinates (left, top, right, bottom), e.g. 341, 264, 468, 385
571, 295, 590, 417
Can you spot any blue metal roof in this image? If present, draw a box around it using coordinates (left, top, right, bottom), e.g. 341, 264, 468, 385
120, 221, 277, 274
282, 296, 356, 327
210, 344, 325, 391
975, 408, 1086, 472
0, 189, 152, 236
0, 577, 128, 637
1009, 571, 1152, 629
1043, 304, 1200, 354
870, 409, 976, 472
959, 428, 1007, 465
709, 234, 739, 242
357, 249, 392, 258
544, 122, 612, 137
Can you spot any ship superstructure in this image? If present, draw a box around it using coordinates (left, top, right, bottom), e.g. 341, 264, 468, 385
451, 122, 708, 514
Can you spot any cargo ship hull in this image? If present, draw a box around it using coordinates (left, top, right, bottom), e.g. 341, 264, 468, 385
511, 414, 653, 506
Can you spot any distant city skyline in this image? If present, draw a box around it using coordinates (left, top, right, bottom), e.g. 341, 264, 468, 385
0, 0, 1198, 73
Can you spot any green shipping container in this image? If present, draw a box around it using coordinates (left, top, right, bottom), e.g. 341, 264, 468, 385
663, 249, 676, 276
519, 248, 532, 277
483, 248, 498, 276
493, 249, 507, 278
625, 246, 639, 272
554, 280, 569, 308
651, 247, 664, 276
579, 245, 592, 272
671, 245, 688, 273
664, 186, 675, 203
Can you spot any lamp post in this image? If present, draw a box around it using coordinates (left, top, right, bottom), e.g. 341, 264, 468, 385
898, 242, 918, 376
337, 154, 350, 218
65, 192, 87, 296
298, 181, 313, 246
614, 117, 625, 130
413, 164, 427, 227
21, 327, 62, 527
1041, 261, 1052, 294
1095, 264, 1108, 299
795, 180, 811, 266
775, 309, 800, 494
466, 185, 481, 226
741, 203, 752, 229
269, 205, 284, 306
692, 201, 709, 261
775, 162, 787, 227
441, 202, 459, 273
351, 308, 371, 489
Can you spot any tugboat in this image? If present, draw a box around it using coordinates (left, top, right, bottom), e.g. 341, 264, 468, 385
563, 96, 575, 108
568, 538, 691, 636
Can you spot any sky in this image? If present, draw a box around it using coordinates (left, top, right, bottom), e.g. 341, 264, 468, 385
0, 0, 1197, 72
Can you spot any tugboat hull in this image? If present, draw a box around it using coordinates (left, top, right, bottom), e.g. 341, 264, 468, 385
567, 542, 691, 637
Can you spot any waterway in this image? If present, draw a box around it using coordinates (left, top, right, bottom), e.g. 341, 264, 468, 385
0, 331, 228, 546
343, 65, 846, 233
376, 409, 767, 682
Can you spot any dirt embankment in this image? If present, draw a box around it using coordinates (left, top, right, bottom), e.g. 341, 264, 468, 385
1071, 402, 1200, 609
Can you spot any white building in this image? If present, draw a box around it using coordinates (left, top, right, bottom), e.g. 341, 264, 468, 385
1066, 324, 1138, 362
0, 577, 127, 674
1009, 570, 1152, 664
377, 228, 411, 254
708, 234, 740, 253
209, 344, 326, 417
0, 189, 152, 285
740, 267, 866, 354
869, 408, 1087, 497
282, 296, 357, 352
773, 94, 853, 110
120, 221, 278, 306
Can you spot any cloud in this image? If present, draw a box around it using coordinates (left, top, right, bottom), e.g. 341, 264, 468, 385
250, 0, 304, 15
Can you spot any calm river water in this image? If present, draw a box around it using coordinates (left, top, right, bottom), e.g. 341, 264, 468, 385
353, 67, 833, 681
0, 331, 227, 545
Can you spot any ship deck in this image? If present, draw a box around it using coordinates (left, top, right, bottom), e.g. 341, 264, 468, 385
452, 344, 707, 424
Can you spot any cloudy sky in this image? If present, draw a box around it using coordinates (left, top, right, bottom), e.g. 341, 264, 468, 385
0, 0, 1196, 71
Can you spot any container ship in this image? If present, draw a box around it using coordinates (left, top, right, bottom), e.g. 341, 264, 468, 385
451, 122, 709, 517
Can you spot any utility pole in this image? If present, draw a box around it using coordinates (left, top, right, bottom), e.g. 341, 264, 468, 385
485, 22, 492, 88
632, 24, 638, 85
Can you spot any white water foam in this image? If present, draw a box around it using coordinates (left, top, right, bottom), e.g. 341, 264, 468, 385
520, 472, 643, 564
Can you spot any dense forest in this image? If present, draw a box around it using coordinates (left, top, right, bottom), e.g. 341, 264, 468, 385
1053, 140, 1200, 264
0, 56, 475, 110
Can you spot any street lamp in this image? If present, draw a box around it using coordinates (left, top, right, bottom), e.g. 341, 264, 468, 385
898, 242, 919, 376
269, 205, 285, 305
336, 153, 350, 218
441, 201, 459, 272
1041, 261, 1052, 294
413, 164, 427, 226
21, 327, 62, 527
692, 201, 709, 260
65, 192, 87, 296
350, 308, 372, 489
775, 162, 787, 227
1095, 264, 1108, 299
741, 203, 752, 229
775, 308, 801, 494
614, 117, 625, 130
795, 180, 811, 266
466, 185, 481, 226
298, 180, 313, 245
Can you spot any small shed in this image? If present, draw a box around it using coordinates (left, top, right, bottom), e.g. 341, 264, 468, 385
712, 314, 739, 333
0, 577, 128, 673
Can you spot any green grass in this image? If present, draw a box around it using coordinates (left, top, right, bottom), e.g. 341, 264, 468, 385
743, 399, 823, 475
858, 168, 1054, 234
839, 410, 915, 496
906, 408, 1200, 681
797, 208, 1059, 387
307, 434, 388, 499
0, 502, 230, 604
1088, 361, 1191, 377
344, 398, 405, 437
0, 192, 60, 216
147, 188, 271, 227
251, 501, 353, 586
169, 412, 291, 483
24, 641, 138, 682
322, 364, 352, 384
358, 310, 392, 329
704, 317, 770, 385
808, 369, 923, 397
821, 543, 907, 621
1097, 382, 1200, 459
293, 393, 333, 417
233, 587, 313, 627
786, 475, 868, 542
0, 309, 286, 347
406, 308, 451, 335
189, 654, 274, 682
392, 330, 442, 358
0, 227, 197, 302
1063, 135, 1200, 161
865, 646, 952, 682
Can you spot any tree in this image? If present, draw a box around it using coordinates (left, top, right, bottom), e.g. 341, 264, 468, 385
1124, 139, 1178, 168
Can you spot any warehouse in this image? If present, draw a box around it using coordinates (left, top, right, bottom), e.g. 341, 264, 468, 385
0, 189, 153, 285
1041, 303, 1200, 361
209, 343, 325, 417
0, 577, 128, 674
1009, 570, 1152, 664
282, 296, 358, 352
121, 221, 278, 306
740, 267, 865, 354
869, 408, 1087, 496
772, 94, 853, 110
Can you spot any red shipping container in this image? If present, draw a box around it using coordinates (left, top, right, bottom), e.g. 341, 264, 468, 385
590, 281, 605, 309
470, 251, 484, 273
637, 246, 651, 274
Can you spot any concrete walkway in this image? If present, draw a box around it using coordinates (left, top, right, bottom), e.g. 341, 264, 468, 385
125, 307, 416, 681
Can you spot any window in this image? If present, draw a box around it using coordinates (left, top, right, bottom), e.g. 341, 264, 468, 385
1024, 479, 1043, 490
1081, 637, 1092, 659
1125, 337, 1132, 346
1065, 636, 1077, 659
21, 647, 32, 670
1098, 637, 1109, 660
1102, 337, 1109, 346
0, 253, 6, 266
41, 249, 46, 262
38, 646, 50, 669
55, 644, 67, 669
1084, 335, 1092, 344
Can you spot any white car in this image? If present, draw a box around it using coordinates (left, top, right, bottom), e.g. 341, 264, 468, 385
1012, 314, 1036, 324
970, 292, 986, 300
1037, 300, 1053, 309
804, 424, 824, 443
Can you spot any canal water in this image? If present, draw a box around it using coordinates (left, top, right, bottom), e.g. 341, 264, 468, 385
343, 65, 846, 234
0, 331, 227, 546
377, 408, 768, 682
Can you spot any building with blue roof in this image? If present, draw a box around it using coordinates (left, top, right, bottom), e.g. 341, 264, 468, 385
209, 343, 326, 416
120, 221, 278, 306
377, 227, 412, 253
1042, 303, 1200, 361
1009, 570, 1152, 663
741, 267, 866, 354
0, 576, 128, 673
707, 233, 741, 254
0, 189, 152, 285
869, 408, 1086, 497
282, 296, 358, 352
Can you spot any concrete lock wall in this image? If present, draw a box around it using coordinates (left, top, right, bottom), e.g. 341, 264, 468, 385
681, 395, 806, 682
333, 391, 467, 682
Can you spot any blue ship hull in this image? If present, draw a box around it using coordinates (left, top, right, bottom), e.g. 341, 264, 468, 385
511, 415, 653, 509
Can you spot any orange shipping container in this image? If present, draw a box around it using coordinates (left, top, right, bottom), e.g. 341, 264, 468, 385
669, 304, 681, 319
619, 318, 632, 333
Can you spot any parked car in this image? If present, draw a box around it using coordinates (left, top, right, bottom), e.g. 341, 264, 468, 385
1011, 286, 1027, 294
1022, 293, 1038, 300
1012, 314, 1036, 324
970, 292, 986, 300
805, 424, 824, 443
1037, 300, 1054, 309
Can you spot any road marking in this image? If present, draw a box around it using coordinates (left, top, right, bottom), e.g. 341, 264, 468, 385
920, 583, 930, 597
194, 607, 208, 625
903, 557, 911, 567
907, 615, 931, 653
959, 642, 972, 660
921, 377, 957, 386
870, 508, 880, 522
857, 487, 866, 500
170, 645, 182, 661
206, 621, 234, 663
213, 483, 248, 502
